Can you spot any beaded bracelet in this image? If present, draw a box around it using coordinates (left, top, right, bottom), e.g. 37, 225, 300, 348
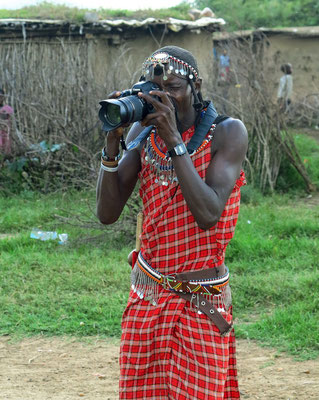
101, 158, 119, 167
100, 163, 119, 172
101, 147, 121, 162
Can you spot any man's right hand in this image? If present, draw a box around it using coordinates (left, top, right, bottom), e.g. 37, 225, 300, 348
103, 91, 125, 157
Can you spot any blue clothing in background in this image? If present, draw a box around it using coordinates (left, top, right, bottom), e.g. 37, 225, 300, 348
219, 54, 230, 67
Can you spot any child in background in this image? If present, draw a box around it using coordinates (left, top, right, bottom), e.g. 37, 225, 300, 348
277, 63, 293, 112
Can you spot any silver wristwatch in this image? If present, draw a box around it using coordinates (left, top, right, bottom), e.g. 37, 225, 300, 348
168, 142, 187, 157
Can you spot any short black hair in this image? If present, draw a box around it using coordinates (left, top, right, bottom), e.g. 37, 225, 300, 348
280, 63, 292, 74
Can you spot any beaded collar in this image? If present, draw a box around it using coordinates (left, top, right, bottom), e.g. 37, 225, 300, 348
144, 123, 216, 186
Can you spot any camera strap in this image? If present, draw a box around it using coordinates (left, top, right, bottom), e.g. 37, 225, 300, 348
126, 125, 153, 151
125, 101, 220, 153
186, 101, 218, 154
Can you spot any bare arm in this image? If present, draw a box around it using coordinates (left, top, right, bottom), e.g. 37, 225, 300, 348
173, 118, 248, 230
139, 90, 248, 230
96, 122, 144, 224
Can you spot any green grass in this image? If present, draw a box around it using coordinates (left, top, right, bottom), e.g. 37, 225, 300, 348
1, 189, 318, 359
0, 190, 132, 337
228, 191, 319, 359
0, 1, 191, 22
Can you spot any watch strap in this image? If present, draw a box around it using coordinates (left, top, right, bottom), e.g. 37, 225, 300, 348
168, 142, 187, 157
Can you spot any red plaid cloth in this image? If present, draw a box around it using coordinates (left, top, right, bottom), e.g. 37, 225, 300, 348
120, 125, 246, 399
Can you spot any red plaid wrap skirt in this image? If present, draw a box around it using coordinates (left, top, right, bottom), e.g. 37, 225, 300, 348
120, 125, 245, 399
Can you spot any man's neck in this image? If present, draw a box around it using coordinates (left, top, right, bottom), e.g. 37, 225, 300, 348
177, 109, 197, 134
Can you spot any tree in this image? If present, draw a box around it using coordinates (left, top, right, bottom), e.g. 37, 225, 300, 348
191, 0, 319, 30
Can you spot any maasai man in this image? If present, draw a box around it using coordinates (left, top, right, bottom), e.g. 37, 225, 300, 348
96, 46, 248, 399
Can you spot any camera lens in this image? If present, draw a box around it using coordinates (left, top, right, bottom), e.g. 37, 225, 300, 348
99, 96, 146, 131
98, 81, 160, 132
106, 103, 121, 126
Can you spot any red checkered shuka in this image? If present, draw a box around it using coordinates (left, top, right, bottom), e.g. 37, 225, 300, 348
120, 124, 246, 399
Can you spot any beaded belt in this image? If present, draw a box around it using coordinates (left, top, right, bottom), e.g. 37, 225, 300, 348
137, 252, 229, 296
136, 252, 233, 336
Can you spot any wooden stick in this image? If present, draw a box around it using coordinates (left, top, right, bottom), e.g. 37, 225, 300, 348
135, 211, 143, 252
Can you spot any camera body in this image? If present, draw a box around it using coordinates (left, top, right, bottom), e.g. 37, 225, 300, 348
99, 81, 161, 132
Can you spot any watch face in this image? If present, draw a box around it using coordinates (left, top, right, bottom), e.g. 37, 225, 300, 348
175, 143, 186, 155
169, 142, 187, 157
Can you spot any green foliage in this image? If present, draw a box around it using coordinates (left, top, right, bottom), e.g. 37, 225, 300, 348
239, 184, 264, 205
0, 2, 87, 22
0, 141, 93, 195
240, 132, 319, 194
193, 0, 319, 29
0, 0, 318, 29
0, 1, 192, 22
133, 2, 192, 19
276, 133, 319, 192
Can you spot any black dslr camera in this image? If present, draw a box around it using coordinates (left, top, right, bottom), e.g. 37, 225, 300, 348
99, 81, 161, 132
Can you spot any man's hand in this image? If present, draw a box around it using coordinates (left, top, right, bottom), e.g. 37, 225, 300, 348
138, 91, 181, 149
104, 91, 127, 157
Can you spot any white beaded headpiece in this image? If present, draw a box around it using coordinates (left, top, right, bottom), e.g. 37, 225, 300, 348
142, 51, 199, 81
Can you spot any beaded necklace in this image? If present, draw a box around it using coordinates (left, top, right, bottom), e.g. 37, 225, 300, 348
144, 123, 216, 186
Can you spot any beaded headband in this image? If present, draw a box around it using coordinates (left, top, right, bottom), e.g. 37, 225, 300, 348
142, 51, 199, 81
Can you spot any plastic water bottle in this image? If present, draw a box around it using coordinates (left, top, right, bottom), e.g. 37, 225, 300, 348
30, 230, 58, 241
58, 233, 68, 244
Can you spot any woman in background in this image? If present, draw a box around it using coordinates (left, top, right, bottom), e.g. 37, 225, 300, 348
277, 63, 293, 112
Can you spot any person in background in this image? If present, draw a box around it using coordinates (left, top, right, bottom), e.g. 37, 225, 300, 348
277, 63, 293, 112
219, 48, 230, 81
0, 88, 13, 155
96, 45, 248, 399
218, 48, 231, 113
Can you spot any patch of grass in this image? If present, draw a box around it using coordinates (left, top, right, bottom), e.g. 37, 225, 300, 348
0, 190, 133, 338
1, 240, 131, 337
0, 190, 133, 337
0, 190, 92, 233
236, 301, 319, 360
226, 194, 319, 359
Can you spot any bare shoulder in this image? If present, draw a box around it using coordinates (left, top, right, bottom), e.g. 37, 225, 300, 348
213, 117, 248, 155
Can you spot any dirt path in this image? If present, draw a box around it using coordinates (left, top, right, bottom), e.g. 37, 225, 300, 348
1, 336, 318, 399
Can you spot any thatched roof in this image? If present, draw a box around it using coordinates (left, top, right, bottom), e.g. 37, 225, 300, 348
0, 17, 225, 39
213, 26, 319, 42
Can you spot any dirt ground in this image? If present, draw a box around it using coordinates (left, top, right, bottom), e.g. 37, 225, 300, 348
1, 336, 318, 400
